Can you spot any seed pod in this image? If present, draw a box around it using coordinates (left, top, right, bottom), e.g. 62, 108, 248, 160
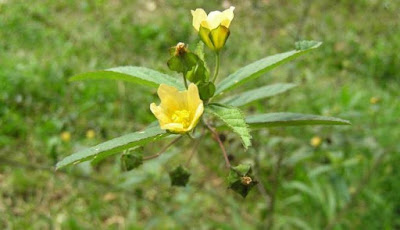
169, 165, 191, 187
227, 164, 258, 198
121, 149, 143, 171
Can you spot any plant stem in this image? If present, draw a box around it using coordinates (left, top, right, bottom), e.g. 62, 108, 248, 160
185, 132, 194, 140
204, 120, 231, 168
185, 128, 205, 167
212, 52, 220, 83
143, 136, 183, 160
182, 75, 188, 89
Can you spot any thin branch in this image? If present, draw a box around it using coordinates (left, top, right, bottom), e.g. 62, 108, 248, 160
143, 136, 183, 160
204, 121, 231, 168
186, 128, 205, 167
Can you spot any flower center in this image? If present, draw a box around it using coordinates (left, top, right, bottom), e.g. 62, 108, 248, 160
171, 110, 191, 128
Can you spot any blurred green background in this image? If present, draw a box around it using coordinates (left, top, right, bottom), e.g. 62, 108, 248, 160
1, 0, 399, 229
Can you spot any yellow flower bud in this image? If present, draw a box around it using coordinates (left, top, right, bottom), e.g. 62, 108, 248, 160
60, 131, 71, 142
191, 7, 235, 51
310, 136, 322, 147
150, 83, 204, 134
86, 129, 95, 139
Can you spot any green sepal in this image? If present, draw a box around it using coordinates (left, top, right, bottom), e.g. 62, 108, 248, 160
198, 25, 231, 52
186, 63, 210, 84
210, 25, 230, 51
167, 52, 198, 74
169, 165, 191, 187
167, 56, 185, 73
227, 164, 258, 198
199, 26, 215, 51
120, 148, 143, 171
198, 81, 215, 100
168, 46, 176, 56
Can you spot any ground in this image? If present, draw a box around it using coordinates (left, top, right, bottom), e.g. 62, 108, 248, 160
0, 0, 399, 229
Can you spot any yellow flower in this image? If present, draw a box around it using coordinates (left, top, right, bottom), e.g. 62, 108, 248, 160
191, 6, 235, 31
86, 129, 95, 139
310, 136, 322, 147
60, 131, 71, 142
150, 83, 204, 134
191, 6, 235, 51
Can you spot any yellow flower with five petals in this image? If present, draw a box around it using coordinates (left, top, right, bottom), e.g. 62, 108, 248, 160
150, 83, 204, 134
191, 6, 235, 51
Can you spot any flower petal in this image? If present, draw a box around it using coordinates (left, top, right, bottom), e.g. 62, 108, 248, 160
187, 83, 202, 115
191, 8, 208, 31
157, 84, 183, 114
187, 83, 203, 130
162, 123, 185, 133
207, 10, 225, 30
151, 84, 203, 133
150, 103, 171, 126
187, 103, 204, 131
220, 6, 235, 28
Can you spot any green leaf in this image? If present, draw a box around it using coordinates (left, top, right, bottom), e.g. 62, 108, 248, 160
216, 41, 322, 94
246, 112, 351, 128
70, 66, 183, 89
220, 83, 297, 106
56, 126, 169, 169
206, 103, 252, 149
295, 40, 320, 50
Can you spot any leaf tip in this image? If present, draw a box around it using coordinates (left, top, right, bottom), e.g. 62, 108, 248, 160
295, 40, 323, 50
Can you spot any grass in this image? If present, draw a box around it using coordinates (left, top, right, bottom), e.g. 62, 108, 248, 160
1, 0, 399, 229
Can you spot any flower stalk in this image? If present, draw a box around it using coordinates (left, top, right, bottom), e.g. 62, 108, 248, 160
204, 120, 231, 168
212, 52, 220, 83
143, 136, 183, 160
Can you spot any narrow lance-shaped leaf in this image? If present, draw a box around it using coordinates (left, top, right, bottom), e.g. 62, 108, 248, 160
56, 126, 169, 169
220, 83, 297, 107
206, 103, 252, 149
246, 112, 351, 129
216, 41, 322, 95
70, 66, 183, 89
